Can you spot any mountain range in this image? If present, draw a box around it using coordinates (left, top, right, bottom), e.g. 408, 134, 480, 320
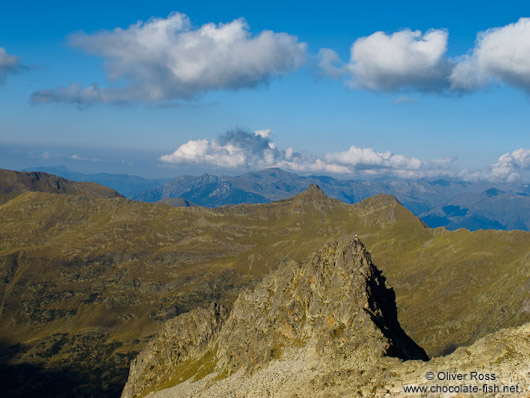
1, 170, 529, 397
23, 166, 530, 231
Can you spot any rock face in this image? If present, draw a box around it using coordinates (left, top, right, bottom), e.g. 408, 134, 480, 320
121, 238, 427, 398
122, 238, 530, 398
142, 322, 530, 398
215, 237, 427, 375
121, 303, 229, 398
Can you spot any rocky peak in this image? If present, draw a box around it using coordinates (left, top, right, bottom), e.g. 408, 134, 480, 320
121, 302, 229, 398
287, 184, 334, 208
298, 183, 326, 198
122, 238, 427, 398
215, 238, 427, 375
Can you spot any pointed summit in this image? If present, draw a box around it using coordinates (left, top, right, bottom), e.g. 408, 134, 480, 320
122, 239, 428, 398
293, 184, 328, 200
305, 183, 324, 193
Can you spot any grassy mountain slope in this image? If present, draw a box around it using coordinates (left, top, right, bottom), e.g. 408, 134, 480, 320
156, 198, 198, 207
24, 166, 167, 199
0, 185, 529, 397
0, 168, 123, 203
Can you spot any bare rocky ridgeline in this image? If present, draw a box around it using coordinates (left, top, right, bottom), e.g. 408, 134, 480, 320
121, 239, 530, 398
121, 239, 417, 397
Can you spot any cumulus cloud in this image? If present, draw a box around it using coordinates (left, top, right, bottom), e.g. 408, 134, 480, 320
324, 146, 457, 178
0, 47, 25, 85
31, 83, 124, 107
343, 29, 452, 92
326, 146, 422, 169
319, 19, 530, 94
463, 148, 530, 182
160, 129, 355, 173
32, 12, 306, 105
450, 18, 530, 92
160, 129, 285, 169
161, 131, 530, 182
160, 129, 458, 178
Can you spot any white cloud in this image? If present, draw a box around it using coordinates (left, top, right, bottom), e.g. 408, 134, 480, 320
345, 29, 451, 92
318, 19, 530, 95
160, 129, 459, 178
71, 154, 103, 162
277, 158, 352, 174
32, 83, 122, 107
32, 12, 306, 105
450, 18, 530, 92
160, 130, 283, 169
161, 131, 530, 182
317, 48, 345, 79
41, 151, 51, 159
0, 47, 25, 85
324, 146, 457, 178
463, 148, 530, 182
254, 129, 272, 138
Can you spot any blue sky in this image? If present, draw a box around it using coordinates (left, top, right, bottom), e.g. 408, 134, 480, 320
1, 0, 530, 180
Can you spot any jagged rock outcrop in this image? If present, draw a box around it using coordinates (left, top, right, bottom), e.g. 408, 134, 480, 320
121, 303, 229, 398
122, 238, 530, 398
143, 321, 530, 398
215, 237, 427, 376
122, 238, 427, 398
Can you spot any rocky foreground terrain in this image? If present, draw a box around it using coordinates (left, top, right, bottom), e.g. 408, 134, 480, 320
121, 239, 530, 398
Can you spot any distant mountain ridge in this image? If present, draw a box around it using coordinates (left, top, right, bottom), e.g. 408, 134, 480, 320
133, 168, 530, 231
20, 166, 530, 230
23, 165, 167, 199
422, 188, 530, 230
